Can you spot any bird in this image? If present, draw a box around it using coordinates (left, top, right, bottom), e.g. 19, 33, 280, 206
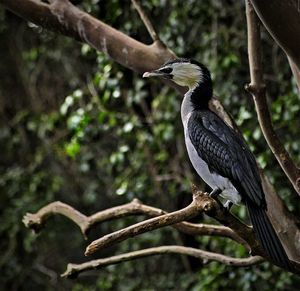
143, 58, 291, 270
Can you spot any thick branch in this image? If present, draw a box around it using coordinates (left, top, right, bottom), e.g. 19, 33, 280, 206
245, 1, 300, 196
62, 246, 264, 278
0, 0, 176, 74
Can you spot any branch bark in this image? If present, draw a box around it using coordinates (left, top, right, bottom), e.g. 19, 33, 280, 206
84, 188, 260, 256
0, 0, 175, 74
23, 198, 244, 244
62, 246, 264, 279
245, 1, 300, 196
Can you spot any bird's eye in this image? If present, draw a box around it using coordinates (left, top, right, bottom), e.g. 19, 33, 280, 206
159, 67, 172, 74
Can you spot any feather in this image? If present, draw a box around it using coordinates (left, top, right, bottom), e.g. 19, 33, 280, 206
246, 201, 291, 269
188, 110, 265, 207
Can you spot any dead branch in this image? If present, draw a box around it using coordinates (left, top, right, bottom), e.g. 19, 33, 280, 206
62, 246, 264, 278
85, 188, 260, 256
23, 198, 245, 244
245, 1, 300, 196
84, 191, 208, 255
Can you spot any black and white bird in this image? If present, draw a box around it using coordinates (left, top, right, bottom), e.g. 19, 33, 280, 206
143, 58, 290, 269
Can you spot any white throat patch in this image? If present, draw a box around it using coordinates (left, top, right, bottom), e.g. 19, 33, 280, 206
171, 63, 203, 89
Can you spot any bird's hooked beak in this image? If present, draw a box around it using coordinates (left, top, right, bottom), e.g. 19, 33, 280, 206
143, 70, 165, 78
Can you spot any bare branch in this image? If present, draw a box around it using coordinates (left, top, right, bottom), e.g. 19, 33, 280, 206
62, 246, 264, 278
245, 0, 300, 196
23, 199, 245, 244
23, 201, 90, 238
85, 191, 207, 255
131, 0, 160, 43
85, 188, 260, 256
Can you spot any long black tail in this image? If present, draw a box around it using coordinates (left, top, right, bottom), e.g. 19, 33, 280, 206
246, 202, 291, 270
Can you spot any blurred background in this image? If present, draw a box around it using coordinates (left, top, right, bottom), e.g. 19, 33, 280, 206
1, 0, 300, 290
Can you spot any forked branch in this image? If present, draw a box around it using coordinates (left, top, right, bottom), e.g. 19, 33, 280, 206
84, 188, 259, 256
23, 198, 244, 244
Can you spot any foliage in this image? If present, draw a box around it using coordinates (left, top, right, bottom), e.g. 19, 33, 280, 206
0, 1, 299, 290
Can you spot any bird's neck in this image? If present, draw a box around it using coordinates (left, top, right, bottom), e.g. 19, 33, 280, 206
181, 81, 213, 124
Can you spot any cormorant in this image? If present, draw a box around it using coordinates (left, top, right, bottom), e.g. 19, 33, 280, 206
143, 58, 290, 270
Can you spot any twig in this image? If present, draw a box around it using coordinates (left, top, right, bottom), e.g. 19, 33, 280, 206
131, 0, 160, 42
62, 245, 264, 278
85, 188, 260, 256
245, 0, 300, 196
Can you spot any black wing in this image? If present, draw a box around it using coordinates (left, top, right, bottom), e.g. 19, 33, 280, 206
187, 110, 266, 208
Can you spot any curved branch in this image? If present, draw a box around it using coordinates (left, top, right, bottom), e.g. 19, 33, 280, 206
23, 199, 245, 244
245, 1, 300, 196
0, 0, 176, 74
62, 246, 264, 278
23, 201, 90, 238
85, 188, 259, 256
85, 191, 208, 255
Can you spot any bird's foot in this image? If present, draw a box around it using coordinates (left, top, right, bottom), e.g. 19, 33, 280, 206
224, 200, 233, 212
209, 188, 222, 199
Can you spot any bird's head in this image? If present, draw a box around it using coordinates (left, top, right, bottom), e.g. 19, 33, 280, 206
143, 58, 211, 90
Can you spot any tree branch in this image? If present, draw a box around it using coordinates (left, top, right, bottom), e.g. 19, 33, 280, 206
85, 191, 211, 255
85, 188, 260, 256
245, 0, 300, 196
23, 198, 244, 244
131, 0, 160, 43
62, 246, 264, 278
0, 0, 176, 74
